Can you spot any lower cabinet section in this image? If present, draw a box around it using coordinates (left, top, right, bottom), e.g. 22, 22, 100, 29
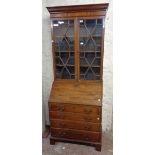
49, 102, 102, 151
51, 127, 101, 143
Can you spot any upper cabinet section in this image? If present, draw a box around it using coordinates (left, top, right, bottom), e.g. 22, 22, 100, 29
47, 4, 109, 81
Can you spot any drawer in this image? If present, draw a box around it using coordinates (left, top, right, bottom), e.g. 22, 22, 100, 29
51, 119, 101, 132
51, 128, 101, 142
50, 111, 101, 123
51, 103, 101, 115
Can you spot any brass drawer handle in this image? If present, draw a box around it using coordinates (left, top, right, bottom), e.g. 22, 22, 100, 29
60, 107, 64, 112
57, 105, 64, 111
59, 123, 65, 128
84, 109, 92, 114
98, 108, 101, 115
58, 132, 66, 136
85, 117, 92, 122
84, 125, 91, 130
59, 114, 64, 119
85, 136, 90, 141
57, 106, 61, 111
60, 132, 67, 136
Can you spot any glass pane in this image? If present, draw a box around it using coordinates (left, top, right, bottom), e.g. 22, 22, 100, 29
79, 19, 103, 80
53, 20, 75, 79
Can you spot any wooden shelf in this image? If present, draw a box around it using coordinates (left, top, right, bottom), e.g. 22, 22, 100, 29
80, 24, 103, 27
80, 65, 100, 67
54, 44, 74, 46
80, 51, 101, 53
80, 44, 101, 47
80, 35, 102, 38
53, 23, 74, 26
55, 51, 100, 53
55, 35, 101, 38
55, 36, 74, 38
56, 64, 75, 67
80, 73, 100, 76
55, 51, 74, 53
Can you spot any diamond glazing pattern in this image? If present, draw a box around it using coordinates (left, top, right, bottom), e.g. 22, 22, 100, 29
80, 19, 103, 80
53, 20, 75, 79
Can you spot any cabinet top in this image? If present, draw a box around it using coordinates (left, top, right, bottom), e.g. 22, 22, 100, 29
46, 3, 109, 14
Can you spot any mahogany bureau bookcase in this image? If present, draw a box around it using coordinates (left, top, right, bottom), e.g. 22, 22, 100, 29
47, 3, 109, 151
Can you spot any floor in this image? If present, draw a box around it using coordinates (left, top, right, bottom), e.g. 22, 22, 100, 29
42, 132, 113, 155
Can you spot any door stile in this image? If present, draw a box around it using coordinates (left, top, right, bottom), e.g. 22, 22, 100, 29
51, 18, 56, 81
100, 17, 105, 81
74, 18, 80, 81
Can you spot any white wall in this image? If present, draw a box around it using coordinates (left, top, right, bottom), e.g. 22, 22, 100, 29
42, 0, 53, 132
42, 0, 113, 132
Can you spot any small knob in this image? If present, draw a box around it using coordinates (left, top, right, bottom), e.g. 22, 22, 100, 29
84, 125, 91, 130
84, 109, 92, 114
85, 117, 92, 122
57, 106, 61, 111
60, 106, 64, 112
57, 105, 64, 111
62, 132, 66, 136
59, 123, 65, 128
86, 137, 89, 140
59, 114, 64, 119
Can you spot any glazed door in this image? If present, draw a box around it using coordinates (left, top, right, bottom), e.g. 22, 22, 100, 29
52, 18, 104, 81
52, 19, 75, 80
79, 18, 104, 80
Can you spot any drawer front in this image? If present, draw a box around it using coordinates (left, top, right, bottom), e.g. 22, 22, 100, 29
51, 103, 101, 115
51, 128, 101, 142
50, 111, 101, 123
51, 119, 101, 132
